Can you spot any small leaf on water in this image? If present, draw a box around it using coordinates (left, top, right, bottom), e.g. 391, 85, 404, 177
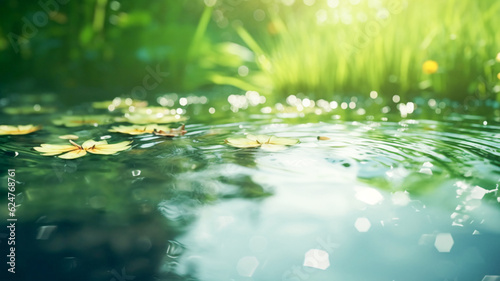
225, 134, 299, 149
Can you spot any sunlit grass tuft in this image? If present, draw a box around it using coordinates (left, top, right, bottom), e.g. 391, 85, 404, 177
236, 0, 500, 102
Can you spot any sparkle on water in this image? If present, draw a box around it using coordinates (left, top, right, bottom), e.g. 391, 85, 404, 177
1, 92, 500, 281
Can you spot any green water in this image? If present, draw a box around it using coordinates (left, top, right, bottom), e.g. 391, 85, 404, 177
1, 92, 500, 281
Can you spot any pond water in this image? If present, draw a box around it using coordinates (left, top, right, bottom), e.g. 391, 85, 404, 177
1, 93, 500, 281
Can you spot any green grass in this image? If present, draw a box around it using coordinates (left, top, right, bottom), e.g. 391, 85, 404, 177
235, 0, 500, 102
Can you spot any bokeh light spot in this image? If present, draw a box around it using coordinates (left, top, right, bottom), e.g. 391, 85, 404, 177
434, 233, 454, 252
303, 249, 330, 270
354, 217, 371, 232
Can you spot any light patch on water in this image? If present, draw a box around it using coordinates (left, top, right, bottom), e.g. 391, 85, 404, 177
391, 191, 410, 206
303, 249, 330, 270
434, 233, 454, 252
36, 225, 57, 240
137, 121, 500, 279
139, 141, 163, 148
482, 276, 500, 281
354, 217, 371, 232
469, 186, 488, 200
354, 186, 384, 205
419, 167, 433, 175
385, 167, 410, 181
138, 135, 159, 141
422, 161, 433, 168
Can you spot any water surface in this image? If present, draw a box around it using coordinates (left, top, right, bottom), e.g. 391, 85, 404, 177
1, 94, 499, 281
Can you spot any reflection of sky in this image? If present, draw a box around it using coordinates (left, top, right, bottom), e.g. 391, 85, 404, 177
173, 174, 500, 280
167, 123, 500, 281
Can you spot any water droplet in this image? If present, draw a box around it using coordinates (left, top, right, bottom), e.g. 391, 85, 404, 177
132, 170, 141, 177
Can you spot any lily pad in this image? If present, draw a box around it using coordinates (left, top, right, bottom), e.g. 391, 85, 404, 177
225, 134, 299, 151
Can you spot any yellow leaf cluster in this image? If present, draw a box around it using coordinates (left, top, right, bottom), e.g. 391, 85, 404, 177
0, 125, 41, 135
34, 140, 132, 159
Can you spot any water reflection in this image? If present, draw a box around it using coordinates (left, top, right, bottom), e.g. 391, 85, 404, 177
1, 95, 499, 281
171, 121, 500, 280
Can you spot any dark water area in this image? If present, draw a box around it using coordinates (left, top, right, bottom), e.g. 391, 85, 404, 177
0, 92, 499, 281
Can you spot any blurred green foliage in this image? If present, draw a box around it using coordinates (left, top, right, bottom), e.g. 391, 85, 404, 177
0, 0, 254, 101
1, 0, 499, 103
233, 0, 500, 101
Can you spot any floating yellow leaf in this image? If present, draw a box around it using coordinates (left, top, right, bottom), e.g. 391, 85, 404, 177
59, 134, 79, 140
34, 139, 132, 159
0, 125, 41, 135
153, 124, 187, 137
225, 134, 299, 150
422, 60, 438, 74
317, 136, 331, 140
115, 113, 187, 124
53, 115, 112, 127
109, 124, 171, 135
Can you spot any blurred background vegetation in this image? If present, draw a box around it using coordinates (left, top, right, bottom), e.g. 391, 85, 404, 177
1, 0, 499, 104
